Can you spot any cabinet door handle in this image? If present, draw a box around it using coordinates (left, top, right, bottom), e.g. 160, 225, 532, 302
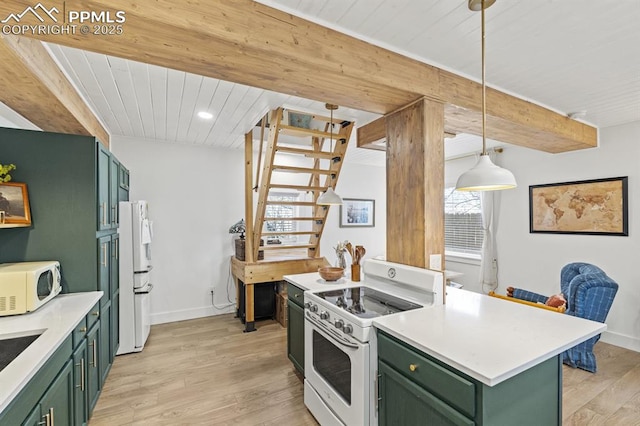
101, 202, 107, 225
111, 205, 116, 224
89, 340, 96, 367
40, 412, 50, 426
92, 311, 100, 317
92, 339, 97, 367
102, 243, 108, 267
409, 364, 418, 372
75, 357, 85, 391
79, 327, 87, 332
50, 407, 54, 426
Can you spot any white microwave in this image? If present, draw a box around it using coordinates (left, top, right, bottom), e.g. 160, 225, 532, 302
0, 261, 62, 316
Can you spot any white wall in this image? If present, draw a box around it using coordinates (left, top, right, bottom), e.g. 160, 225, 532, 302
112, 136, 244, 324
111, 135, 386, 324
496, 121, 640, 351
320, 160, 387, 266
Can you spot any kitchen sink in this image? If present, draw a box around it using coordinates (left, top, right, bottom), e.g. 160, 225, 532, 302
0, 330, 44, 372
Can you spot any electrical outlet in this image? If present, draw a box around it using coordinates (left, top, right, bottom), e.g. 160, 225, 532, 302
429, 254, 442, 271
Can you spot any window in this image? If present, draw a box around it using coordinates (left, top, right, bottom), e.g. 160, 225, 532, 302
444, 187, 483, 256
264, 193, 298, 241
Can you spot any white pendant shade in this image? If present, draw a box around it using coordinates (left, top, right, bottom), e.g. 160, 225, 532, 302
317, 187, 343, 205
455, 154, 517, 191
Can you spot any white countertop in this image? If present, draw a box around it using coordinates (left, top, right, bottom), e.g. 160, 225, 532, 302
374, 287, 606, 386
285, 272, 606, 387
0, 292, 102, 413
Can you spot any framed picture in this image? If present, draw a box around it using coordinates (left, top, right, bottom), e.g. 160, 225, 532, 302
0, 182, 32, 225
529, 176, 628, 236
340, 198, 375, 227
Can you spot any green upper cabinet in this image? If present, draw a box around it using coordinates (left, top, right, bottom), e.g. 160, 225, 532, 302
110, 156, 120, 228
118, 161, 130, 203
97, 144, 111, 231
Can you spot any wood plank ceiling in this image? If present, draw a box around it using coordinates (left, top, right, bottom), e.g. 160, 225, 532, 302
0, 0, 637, 161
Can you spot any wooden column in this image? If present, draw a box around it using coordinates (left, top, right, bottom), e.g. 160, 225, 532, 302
243, 130, 256, 332
386, 98, 445, 272
244, 131, 255, 263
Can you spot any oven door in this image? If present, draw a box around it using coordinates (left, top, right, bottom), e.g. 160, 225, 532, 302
305, 314, 369, 426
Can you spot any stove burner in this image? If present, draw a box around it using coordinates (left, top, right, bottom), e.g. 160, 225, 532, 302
314, 286, 422, 319
336, 296, 348, 309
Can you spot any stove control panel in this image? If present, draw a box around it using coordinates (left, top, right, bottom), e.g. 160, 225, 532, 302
304, 299, 369, 343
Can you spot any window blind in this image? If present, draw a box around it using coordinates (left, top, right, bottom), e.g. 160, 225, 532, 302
444, 187, 483, 255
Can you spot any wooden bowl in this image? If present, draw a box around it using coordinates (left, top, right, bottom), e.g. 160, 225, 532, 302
318, 267, 344, 281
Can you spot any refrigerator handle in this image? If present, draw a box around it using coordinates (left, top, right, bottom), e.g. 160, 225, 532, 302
135, 283, 153, 294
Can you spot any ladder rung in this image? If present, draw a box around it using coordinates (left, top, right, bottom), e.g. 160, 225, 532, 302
273, 165, 333, 175
264, 217, 324, 221
269, 184, 327, 192
279, 125, 343, 140
261, 244, 317, 250
261, 231, 318, 236
275, 146, 342, 160
266, 201, 316, 207
285, 109, 348, 125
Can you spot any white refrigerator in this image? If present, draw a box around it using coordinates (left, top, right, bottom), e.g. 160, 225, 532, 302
117, 200, 153, 355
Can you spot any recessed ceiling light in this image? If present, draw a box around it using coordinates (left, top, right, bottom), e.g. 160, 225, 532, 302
197, 111, 214, 119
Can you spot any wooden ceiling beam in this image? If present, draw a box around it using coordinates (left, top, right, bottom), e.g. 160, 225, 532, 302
0, 35, 110, 146
0, 0, 595, 152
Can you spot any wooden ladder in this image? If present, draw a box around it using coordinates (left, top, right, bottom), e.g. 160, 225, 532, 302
252, 107, 354, 260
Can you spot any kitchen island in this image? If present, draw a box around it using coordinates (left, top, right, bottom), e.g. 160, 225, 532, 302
0, 292, 103, 423
285, 271, 606, 425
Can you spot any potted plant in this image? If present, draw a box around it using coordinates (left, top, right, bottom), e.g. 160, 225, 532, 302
0, 162, 16, 182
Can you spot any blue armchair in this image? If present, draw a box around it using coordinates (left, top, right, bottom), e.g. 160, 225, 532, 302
509, 262, 618, 373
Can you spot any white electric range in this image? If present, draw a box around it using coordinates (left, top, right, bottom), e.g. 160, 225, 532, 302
303, 259, 444, 426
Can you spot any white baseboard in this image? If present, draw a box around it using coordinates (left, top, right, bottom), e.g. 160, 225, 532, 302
600, 330, 640, 352
150, 305, 235, 325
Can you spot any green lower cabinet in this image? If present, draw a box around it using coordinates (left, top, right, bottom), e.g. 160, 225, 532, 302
378, 361, 474, 426
287, 283, 305, 375
87, 323, 101, 414
377, 331, 562, 426
111, 290, 120, 358
73, 339, 89, 426
100, 302, 113, 381
287, 301, 305, 374
23, 360, 74, 426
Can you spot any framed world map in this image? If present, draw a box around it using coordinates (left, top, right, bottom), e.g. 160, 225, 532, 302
529, 176, 628, 236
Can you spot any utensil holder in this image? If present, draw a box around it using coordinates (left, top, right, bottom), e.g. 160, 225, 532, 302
351, 264, 361, 282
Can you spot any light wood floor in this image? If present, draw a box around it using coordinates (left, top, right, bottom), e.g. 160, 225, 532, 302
90, 315, 640, 425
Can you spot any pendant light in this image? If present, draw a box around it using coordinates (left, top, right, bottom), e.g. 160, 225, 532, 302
317, 103, 343, 205
456, 0, 517, 192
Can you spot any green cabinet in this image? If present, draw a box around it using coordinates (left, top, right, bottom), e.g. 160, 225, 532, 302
23, 360, 74, 426
0, 128, 128, 424
0, 336, 74, 426
109, 156, 120, 228
100, 302, 112, 383
377, 331, 562, 426
72, 304, 101, 426
98, 235, 111, 305
97, 144, 111, 231
87, 322, 101, 414
287, 282, 305, 375
73, 338, 88, 426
